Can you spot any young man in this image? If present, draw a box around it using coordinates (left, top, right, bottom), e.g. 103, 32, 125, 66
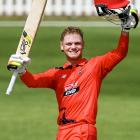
7, 9, 138, 140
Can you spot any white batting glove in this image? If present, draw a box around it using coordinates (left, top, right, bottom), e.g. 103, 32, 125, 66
7, 54, 31, 74
119, 5, 139, 32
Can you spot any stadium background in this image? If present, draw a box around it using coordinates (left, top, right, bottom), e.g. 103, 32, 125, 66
0, 0, 140, 140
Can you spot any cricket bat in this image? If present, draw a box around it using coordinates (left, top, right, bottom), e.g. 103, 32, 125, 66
6, 0, 47, 95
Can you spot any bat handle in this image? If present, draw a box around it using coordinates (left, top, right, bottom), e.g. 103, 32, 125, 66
6, 71, 18, 95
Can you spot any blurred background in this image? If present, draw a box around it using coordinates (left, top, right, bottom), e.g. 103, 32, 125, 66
0, 0, 140, 16
0, 0, 96, 16
0, 0, 140, 140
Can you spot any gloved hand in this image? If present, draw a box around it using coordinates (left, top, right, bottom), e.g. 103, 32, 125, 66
7, 54, 31, 74
119, 5, 139, 32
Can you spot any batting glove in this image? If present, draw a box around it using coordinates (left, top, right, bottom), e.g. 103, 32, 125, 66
7, 54, 31, 74
119, 5, 139, 32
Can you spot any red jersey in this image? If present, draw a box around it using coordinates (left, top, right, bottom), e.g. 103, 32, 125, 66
21, 32, 129, 126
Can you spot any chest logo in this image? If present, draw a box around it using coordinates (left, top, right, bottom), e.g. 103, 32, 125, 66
64, 83, 79, 96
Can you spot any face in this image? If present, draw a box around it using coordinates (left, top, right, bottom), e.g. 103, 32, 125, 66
61, 33, 84, 62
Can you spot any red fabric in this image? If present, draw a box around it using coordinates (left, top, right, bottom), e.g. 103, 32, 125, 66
57, 123, 97, 140
21, 32, 129, 127
94, 0, 130, 9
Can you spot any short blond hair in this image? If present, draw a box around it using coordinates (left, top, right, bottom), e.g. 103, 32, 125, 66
60, 26, 84, 42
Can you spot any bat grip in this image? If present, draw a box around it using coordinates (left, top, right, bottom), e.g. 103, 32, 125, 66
6, 71, 18, 95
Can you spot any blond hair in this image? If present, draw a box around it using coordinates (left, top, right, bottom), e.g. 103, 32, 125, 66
60, 26, 84, 42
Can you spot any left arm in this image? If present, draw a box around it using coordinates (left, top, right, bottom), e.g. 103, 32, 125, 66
99, 4, 139, 78
100, 31, 129, 78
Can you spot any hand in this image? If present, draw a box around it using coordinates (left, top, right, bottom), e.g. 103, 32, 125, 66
7, 54, 31, 74
119, 5, 139, 32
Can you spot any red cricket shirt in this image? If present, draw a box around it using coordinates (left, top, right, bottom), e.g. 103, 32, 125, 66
21, 32, 129, 125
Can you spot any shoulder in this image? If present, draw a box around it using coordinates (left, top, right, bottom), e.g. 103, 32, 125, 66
44, 66, 65, 74
55, 66, 64, 70
87, 55, 108, 68
89, 56, 103, 63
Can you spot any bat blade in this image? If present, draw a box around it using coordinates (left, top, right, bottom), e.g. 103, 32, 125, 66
16, 0, 47, 57
6, 0, 47, 95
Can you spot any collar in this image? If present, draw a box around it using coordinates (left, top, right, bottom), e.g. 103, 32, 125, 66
63, 58, 88, 69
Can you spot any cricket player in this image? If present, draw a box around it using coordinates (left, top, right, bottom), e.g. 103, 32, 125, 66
7, 6, 138, 140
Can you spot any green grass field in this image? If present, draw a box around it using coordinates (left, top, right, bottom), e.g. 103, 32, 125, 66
0, 26, 140, 140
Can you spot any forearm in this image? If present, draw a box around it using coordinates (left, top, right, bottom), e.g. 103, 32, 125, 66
20, 69, 56, 89
20, 70, 38, 88
100, 31, 129, 78
112, 31, 129, 59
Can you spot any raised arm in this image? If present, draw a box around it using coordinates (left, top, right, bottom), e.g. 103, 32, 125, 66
7, 54, 57, 89
110, 31, 129, 60
20, 69, 57, 89
100, 31, 129, 78
99, 4, 139, 78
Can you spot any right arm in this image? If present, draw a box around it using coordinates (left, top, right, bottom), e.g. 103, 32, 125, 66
20, 69, 57, 89
7, 54, 57, 89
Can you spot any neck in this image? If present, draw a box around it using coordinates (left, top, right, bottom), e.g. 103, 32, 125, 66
67, 57, 82, 65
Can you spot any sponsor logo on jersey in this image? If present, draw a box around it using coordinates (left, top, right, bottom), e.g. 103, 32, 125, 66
64, 82, 79, 96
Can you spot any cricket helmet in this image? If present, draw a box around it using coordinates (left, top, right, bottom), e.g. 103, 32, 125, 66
94, 0, 131, 17
94, 0, 130, 9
